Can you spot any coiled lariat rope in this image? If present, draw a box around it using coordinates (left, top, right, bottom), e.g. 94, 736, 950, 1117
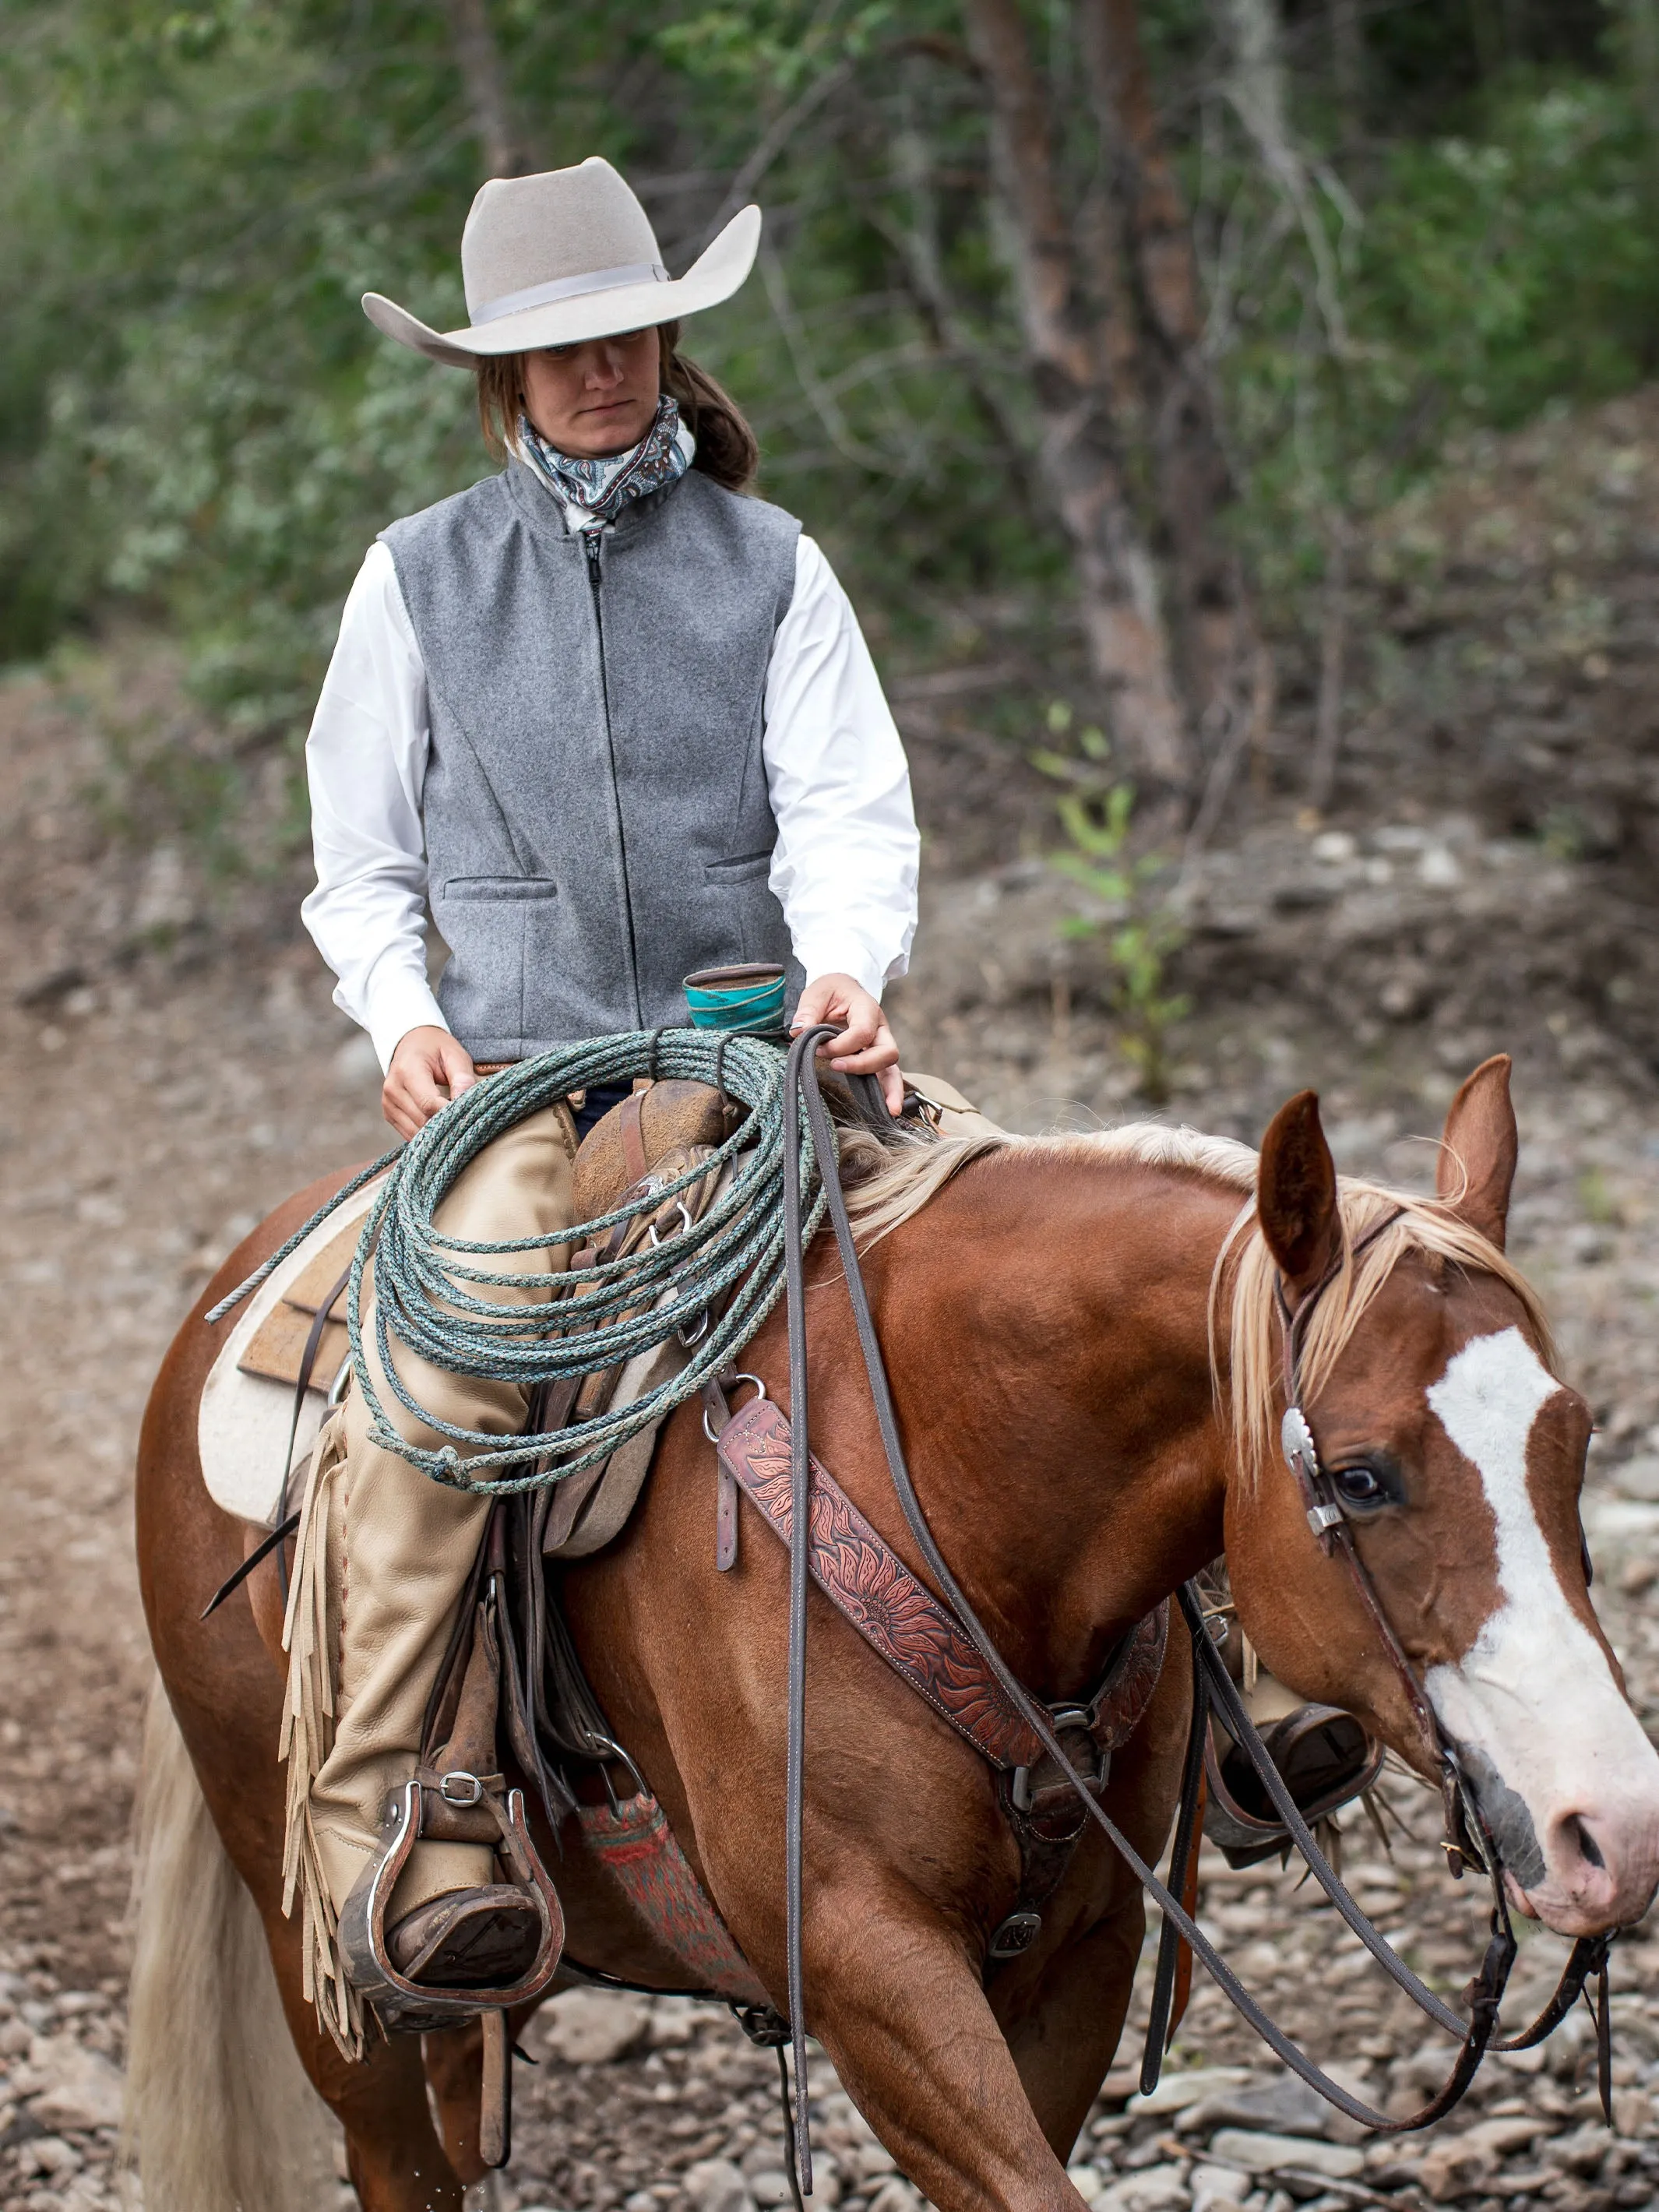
208, 1030, 826, 1492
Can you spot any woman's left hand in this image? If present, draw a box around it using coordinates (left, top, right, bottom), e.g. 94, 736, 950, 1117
792, 972, 904, 1114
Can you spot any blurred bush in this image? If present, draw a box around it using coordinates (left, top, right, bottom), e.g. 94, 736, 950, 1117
2, 0, 1657, 854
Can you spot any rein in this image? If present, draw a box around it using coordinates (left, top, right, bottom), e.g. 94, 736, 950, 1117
776, 1030, 1613, 2175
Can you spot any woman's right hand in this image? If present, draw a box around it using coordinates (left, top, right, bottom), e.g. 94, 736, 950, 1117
382, 1025, 477, 1139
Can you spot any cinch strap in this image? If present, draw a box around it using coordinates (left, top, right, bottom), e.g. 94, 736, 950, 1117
472, 262, 670, 326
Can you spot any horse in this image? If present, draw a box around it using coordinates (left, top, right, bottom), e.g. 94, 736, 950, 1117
129, 1055, 1659, 2212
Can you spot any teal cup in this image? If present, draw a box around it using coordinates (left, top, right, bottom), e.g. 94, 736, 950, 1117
684, 963, 788, 1034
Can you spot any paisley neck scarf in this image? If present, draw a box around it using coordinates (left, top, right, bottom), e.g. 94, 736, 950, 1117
518, 394, 692, 530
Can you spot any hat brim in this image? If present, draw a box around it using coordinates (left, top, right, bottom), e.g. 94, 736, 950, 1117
364, 204, 761, 369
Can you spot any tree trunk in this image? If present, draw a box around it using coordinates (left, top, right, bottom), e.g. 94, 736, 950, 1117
963, 0, 1191, 793
1329, 0, 1364, 157
1077, 0, 1255, 754
441, 0, 530, 180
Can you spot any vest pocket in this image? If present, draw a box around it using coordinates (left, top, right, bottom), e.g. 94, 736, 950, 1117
702, 853, 772, 884
441, 875, 560, 902
702, 855, 790, 968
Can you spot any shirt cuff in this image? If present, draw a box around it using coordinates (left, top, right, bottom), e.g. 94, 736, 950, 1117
792, 939, 901, 1004
361, 969, 452, 1073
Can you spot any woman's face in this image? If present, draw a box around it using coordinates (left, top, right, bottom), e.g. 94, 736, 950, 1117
520, 327, 660, 457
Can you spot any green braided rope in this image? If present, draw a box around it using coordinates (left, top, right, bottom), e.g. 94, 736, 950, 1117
212, 1030, 827, 1495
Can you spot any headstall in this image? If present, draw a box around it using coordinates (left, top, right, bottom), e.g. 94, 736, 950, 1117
1268, 1211, 1615, 2107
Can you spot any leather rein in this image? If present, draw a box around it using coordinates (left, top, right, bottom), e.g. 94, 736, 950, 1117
768, 1033, 1614, 2184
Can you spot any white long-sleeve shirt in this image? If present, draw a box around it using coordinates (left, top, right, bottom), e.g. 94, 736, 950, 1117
301, 522, 920, 1069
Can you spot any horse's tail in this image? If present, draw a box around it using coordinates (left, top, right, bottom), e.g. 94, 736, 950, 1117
126, 1674, 336, 2212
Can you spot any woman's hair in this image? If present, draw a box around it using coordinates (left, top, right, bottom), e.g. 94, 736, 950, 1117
474, 321, 758, 491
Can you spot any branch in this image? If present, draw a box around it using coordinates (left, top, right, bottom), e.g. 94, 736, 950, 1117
888, 32, 983, 77
1309, 506, 1350, 810
697, 60, 855, 250
439, 0, 530, 180
962, 0, 1093, 399
1076, 0, 1254, 759
1076, 0, 1207, 361
756, 241, 919, 477
867, 125, 1041, 513
1214, 0, 1352, 355
1182, 639, 1275, 872
963, 0, 1192, 792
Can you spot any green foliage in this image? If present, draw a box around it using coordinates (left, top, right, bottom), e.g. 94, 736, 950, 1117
3, 0, 1659, 878
1038, 716, 1189, 1101
1216, 65, 1659, 613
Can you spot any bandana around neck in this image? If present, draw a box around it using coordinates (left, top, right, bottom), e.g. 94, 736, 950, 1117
519, 394, 692, 529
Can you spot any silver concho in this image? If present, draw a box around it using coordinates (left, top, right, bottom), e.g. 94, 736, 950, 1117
1281, 1404, 1319, 1482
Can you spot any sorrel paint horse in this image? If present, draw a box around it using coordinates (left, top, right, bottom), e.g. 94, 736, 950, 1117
130, 1058, 1659, 2212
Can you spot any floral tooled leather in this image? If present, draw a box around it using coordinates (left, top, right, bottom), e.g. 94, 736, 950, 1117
716, 1396, 1166, 1772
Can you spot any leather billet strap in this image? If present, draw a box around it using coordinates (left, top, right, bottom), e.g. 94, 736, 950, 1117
618, 1088, 650, 1186
1139, 1642, 1210, 2087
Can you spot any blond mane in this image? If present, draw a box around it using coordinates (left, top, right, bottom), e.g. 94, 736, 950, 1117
840, 1121, 1556, 1481
840, 1119, 1256, 1248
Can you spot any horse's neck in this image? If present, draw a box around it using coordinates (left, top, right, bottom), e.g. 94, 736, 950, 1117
885, 1156, 1237, 1701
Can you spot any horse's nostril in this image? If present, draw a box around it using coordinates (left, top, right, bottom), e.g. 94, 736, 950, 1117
1573, 1818, 1606, 1871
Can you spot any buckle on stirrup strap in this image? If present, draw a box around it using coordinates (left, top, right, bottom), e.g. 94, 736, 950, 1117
337, 1778, 565, 2034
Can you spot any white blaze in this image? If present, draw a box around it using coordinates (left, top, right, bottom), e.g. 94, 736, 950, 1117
1423, 1326, 1659, 1918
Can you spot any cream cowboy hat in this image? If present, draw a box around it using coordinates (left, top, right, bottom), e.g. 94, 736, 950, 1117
363, 157, 760, 368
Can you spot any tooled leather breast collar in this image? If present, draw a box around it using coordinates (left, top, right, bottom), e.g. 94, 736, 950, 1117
710, 1389, 1168, 1958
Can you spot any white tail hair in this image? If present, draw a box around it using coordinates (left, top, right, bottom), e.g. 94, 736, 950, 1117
125, 1675, 336, 2212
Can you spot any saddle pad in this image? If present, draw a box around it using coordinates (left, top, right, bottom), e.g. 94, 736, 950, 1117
234, 1217, 363, 1386
902, 1068, 1006, 1142
197, 1177, 387, 1528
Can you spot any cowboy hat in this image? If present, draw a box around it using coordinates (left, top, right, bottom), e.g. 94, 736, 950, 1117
363, 157, 759, 368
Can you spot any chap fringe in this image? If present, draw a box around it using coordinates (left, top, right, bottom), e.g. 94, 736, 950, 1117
280, 1413, 366, 2062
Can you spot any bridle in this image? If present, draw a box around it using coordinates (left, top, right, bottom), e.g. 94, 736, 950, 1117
1274, 1208, 1478, 1869
776, 1037, 1615, 2186
1262, 1209, 1615, 2089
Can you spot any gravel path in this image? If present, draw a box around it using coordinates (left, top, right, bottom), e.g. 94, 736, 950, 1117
3, 655, 1659, 2212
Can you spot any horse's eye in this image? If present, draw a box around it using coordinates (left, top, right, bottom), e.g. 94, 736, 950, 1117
1333, 1464, 1385, 1506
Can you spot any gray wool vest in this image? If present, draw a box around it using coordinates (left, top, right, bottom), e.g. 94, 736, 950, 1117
380, 460, 802, 1061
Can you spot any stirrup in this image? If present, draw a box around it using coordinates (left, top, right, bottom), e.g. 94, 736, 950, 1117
338, 1773, 565, 2034
1203, 1701, 1385, 1870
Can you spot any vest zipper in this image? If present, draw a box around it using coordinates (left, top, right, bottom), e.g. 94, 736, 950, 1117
584, 527, 645, 1027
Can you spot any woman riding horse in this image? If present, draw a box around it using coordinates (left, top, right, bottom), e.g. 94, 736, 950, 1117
298, 156, 919, 2027
135, 1056, 1659, 2212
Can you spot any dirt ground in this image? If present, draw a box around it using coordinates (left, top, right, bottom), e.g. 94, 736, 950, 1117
6, 394, 1659, 2212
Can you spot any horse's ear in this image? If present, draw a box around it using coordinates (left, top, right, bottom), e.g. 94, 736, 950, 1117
1257, 1090, 1340, 1298
1437, 1054, 1517, 1252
